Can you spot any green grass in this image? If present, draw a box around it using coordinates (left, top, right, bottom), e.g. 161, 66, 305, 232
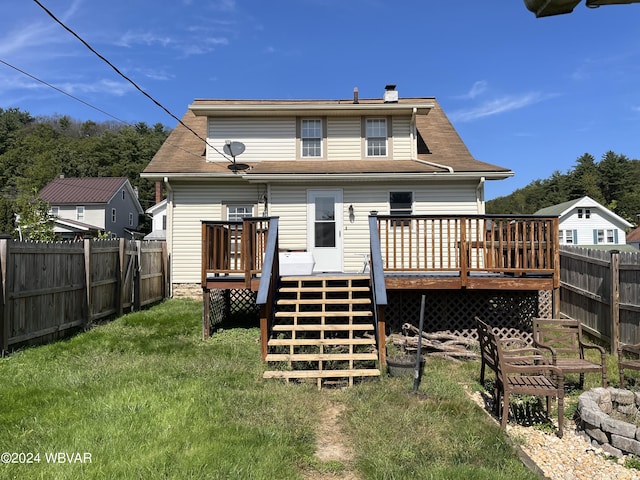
1, 299, 539, 479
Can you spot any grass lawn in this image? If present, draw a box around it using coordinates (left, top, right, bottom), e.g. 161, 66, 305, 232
0, 299, 541, 479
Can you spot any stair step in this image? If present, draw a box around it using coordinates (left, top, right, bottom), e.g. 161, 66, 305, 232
277, 298, 371, 305
268, 338, 376, 347
280, 275, 369, 282
278, 286, 371, 293
263, 369, 381, 379
265, 353, 378, 362
275, 311, 372, 318
272, 324, 375, 332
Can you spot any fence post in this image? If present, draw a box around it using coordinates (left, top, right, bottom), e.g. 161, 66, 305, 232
118, 238, 125, 316
84, 239, 92, 325
134, 240, 141, 311
0, 236, 8, 355
610, 250, 620, 355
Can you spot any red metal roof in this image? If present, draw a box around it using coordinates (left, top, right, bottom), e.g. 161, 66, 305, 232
39, 177, 129, 204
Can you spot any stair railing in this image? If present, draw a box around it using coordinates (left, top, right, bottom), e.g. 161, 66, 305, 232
368, 214, 388, 366
256, 217, 280, 362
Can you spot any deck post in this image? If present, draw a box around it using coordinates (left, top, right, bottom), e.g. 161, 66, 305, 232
377, 305, 387, 367
202, 288, 211, 340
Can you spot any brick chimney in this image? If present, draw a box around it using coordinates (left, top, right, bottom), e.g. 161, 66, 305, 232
155, 181, 162, 203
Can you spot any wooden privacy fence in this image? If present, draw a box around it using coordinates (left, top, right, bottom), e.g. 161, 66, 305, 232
560, 245, 640, 353
0, 238, 168, 353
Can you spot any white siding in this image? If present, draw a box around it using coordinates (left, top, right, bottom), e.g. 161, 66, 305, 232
326, 118, 361, 160
207, 117, 296, 162
54, 205, 105, 228
560, 209, 627, 245
392, 116, 412, 159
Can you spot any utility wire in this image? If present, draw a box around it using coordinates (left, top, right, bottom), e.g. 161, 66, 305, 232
32, 0, 231, 162
0, 57, 207, 162
0, 57, 129, 124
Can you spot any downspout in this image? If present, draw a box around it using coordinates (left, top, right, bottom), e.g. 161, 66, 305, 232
476, 176, 485, 214
163, 176, 174, 297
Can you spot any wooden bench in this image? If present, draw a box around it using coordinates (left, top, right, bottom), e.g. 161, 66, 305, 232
476, 318, 564, 438
618, 342, 640, 388
532, 318, 607, 388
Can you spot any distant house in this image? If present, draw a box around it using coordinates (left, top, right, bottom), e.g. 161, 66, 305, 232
39, 176, 144, 240
144, 199, 167, 241
534, 196, 632, 247
627, 224, 640, 250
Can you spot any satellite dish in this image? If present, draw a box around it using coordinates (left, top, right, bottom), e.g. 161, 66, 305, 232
223, 141, 245, 158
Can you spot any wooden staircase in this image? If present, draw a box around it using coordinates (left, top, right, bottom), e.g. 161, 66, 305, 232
263, 275, 381, 388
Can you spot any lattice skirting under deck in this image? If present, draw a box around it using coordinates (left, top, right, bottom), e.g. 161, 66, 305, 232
385, 290, 553, 344
207, 288, 260, 335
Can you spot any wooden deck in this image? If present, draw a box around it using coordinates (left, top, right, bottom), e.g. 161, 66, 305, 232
201, 214, 560, 293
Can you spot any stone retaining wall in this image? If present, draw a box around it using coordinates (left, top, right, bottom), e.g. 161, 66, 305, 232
577, 387, 640, 458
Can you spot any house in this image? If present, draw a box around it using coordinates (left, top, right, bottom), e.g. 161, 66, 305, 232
627, 223, 640, 250
534, 196, 632, 247
39, 176, 144, 240
141, 85, 515, 295
143, 199, 167, 241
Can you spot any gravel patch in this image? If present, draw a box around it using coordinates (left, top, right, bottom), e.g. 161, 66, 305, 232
468, 388, 640, 480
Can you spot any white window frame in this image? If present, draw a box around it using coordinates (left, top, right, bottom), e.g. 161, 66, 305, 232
301, 119, 322, 158
366, 118, 387, 157
227, 205, 254, 222
50, 206, 59, 217
607, 229, 614, 243
76, 206, 85, 222
560, 229, 575, 244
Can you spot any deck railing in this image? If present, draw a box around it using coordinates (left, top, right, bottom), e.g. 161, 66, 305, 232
376, 214, 559, 280
202, 215, 559, 288
201, 218, 270, 288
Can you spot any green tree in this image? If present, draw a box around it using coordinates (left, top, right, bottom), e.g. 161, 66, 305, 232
16, 190, 55, 241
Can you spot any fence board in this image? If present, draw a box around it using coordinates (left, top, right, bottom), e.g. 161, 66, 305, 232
560, 246, 640, 352
0, 239, 168, 353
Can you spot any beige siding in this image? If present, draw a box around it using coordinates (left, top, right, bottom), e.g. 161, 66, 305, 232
392, 116, 412, 159
170, 181, 259, 283
269, 186, 308, 251
326, 118, 362, 160
207, 117, 296, 162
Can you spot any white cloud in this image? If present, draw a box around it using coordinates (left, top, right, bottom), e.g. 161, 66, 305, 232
449, 92, 552, 122
456, 80, 488, 100
116, 31, 174, 48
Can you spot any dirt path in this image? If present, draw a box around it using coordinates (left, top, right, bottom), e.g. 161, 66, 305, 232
304, 398, 360, 480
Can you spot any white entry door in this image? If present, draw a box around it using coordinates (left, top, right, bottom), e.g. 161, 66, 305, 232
307, 189, 343, 272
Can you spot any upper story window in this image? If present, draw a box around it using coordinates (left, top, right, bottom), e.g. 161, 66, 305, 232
129, 212, 134, 226
122, 190, 126, 200
111, 208, 117, 223
301, 119, 322, 157
76, 206, 84, 222
50, 206, 59, 217
366, 118, 387, 156
577, 208, 591, 219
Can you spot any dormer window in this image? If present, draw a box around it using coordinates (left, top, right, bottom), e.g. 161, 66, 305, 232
366, 118, 387, 156
301, 119, 322, 157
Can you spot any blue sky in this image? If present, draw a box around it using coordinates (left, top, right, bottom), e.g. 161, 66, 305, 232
1, 1, 639, 200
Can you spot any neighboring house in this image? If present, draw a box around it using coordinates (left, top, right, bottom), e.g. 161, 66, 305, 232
534, 196, 632, 247
141, 85, 514, 293
627, 223, 640, 250
39, 176, 144, 240
144, 199, 167, 241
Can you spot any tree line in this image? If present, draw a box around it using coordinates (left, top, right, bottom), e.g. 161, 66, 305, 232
486, 151, 640, 226
0, 107, 170, 237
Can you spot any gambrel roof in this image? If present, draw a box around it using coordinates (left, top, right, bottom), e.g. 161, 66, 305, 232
142, 96, 512, 180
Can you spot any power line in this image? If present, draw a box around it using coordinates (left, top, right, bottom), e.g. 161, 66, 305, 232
0, 57, 130, 124
0, 57, 206, 162
32, 0, 231, 163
